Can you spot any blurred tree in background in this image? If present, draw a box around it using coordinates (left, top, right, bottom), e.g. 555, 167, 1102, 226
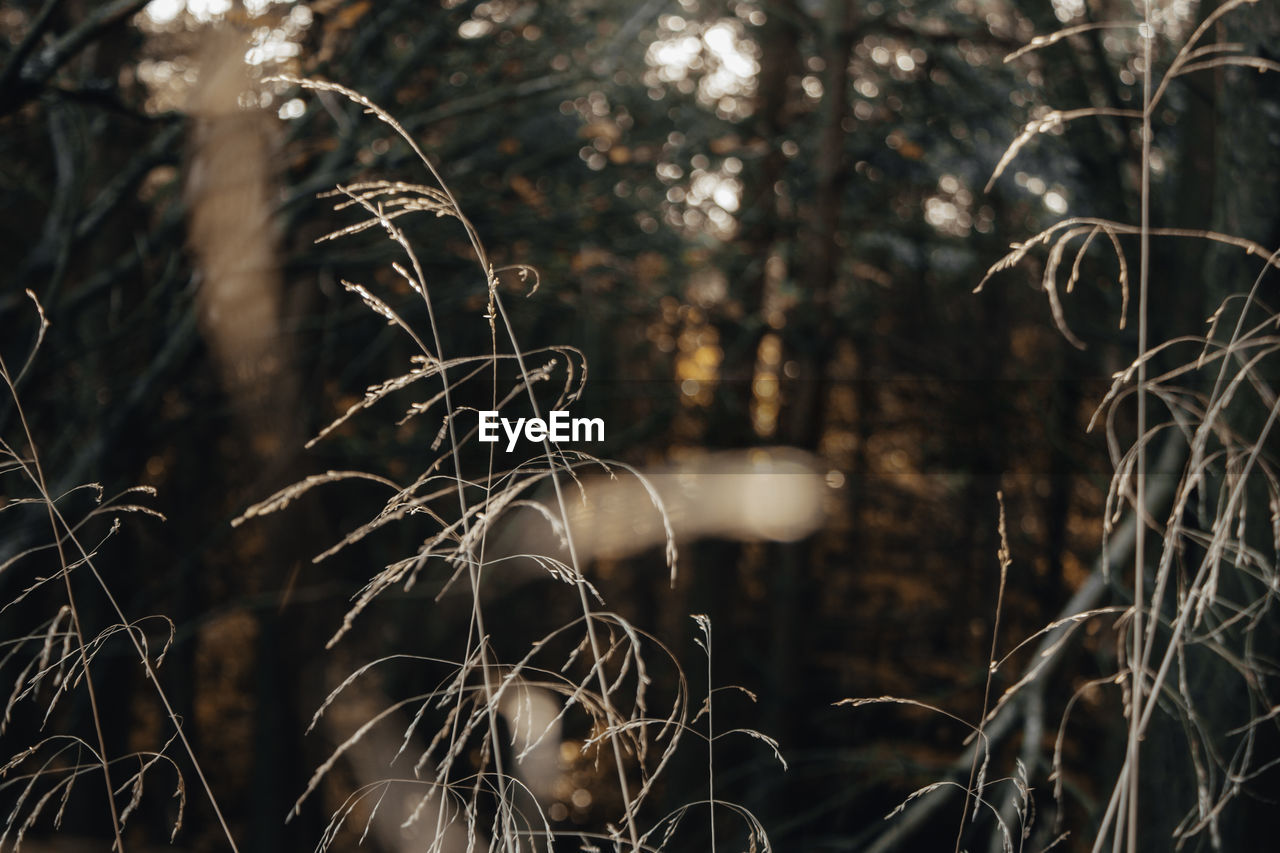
1, 0, 1277, 851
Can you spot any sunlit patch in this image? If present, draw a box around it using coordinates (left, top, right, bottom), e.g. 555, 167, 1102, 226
1051, 0, 1085, 23
142, 0, 189, 24
135, 1, 311, 112
459, 19, 491, 39
455, 0, 532, 40
751, 332, 782, 437
1043, 190, 1069, 215
277, 96, 305, 120
675, 307, 722, 408
142, 0, 286, 25
925, 196, 959, 229
651, 33, 701, 78
644, 15, 759, 118
703, 21, 756, 81
923, 173, 976, 237
636, 14, 761, 238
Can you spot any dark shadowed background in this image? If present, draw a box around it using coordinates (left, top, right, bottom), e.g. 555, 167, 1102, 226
2, 1, 1279, 851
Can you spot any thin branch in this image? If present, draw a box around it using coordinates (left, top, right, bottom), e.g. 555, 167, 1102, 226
0, 0, 152, 116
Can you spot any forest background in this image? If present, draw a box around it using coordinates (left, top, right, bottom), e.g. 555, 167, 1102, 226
2, 0, 1279, 851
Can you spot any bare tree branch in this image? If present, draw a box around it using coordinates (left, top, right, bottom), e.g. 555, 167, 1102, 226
0, 0, 151, 116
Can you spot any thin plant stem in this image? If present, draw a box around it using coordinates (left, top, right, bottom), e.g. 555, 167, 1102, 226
277, 76, 645, 851
0, 351, 125, 853
492, 288, 645, 852
4, 299, 240, 851
704, 618, 716, 853
956, 492, 1010, 853
1126, 4, 1154, 851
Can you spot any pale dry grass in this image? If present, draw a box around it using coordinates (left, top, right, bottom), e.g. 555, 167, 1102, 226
849, 1, 1280, 851
229, 77, 788, 853
1, 292, 239, 852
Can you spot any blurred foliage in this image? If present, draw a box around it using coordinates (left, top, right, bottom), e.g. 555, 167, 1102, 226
1, 0, 1277, 851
